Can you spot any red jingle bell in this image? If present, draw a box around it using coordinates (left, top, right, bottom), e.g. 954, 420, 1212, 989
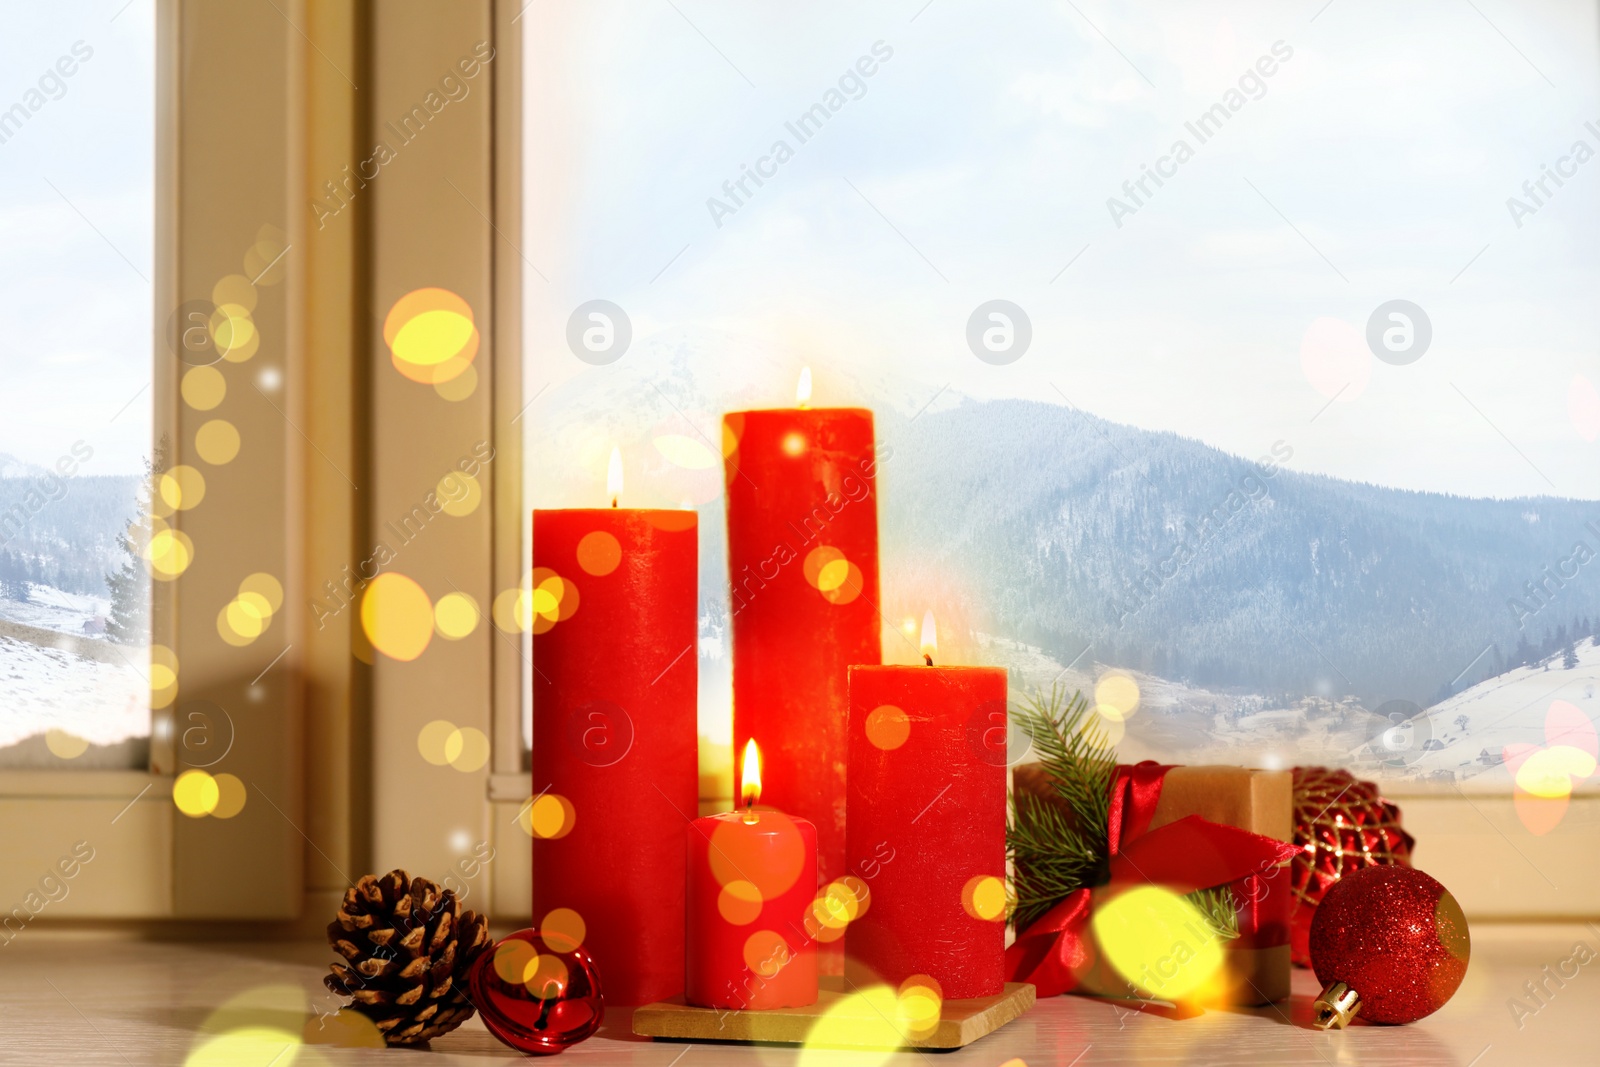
467, 928, 604, 1054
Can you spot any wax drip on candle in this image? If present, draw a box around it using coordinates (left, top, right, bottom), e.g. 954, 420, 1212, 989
796, 367, 812, 410
607, 446, 623, 508
741, 738, 761, 824
920, 610, 937, 667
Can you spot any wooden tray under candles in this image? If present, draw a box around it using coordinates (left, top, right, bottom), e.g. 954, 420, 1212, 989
632, 977, 1035, 1050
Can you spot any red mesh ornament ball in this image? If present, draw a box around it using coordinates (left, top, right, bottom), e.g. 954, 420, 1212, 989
1290, 766, 1414, 967
466, 928, 604, 1055
1309, 864, 1470, 1028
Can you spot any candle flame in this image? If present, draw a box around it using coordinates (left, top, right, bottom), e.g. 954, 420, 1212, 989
920, 610, 937, 666
741, 738, 762, 807
797, 367, 812, 409
607, 446, 623, 507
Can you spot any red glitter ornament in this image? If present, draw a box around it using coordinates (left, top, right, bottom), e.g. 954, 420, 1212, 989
1309, 864, 1470, 1028
466, 929, 604, 1054
1290, 766, 1414, 967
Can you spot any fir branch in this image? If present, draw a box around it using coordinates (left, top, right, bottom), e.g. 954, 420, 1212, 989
1006, 686, 1117, 929
1183, 886, 1241, 942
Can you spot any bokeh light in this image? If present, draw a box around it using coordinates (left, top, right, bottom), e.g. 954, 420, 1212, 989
800, 982, 908, 1060
174, 769, 220, 817
447, 726, 490, 773
864, 704, 910, 751
45, 728, 89, 759
147, 526, 195, 580
211, 773, 248, 819
383, 288, 478, 385
576, 530, 621, 577
1506, 699, 1599, 834
960, 875, 1007, 922
541, 907, 587, 952
742, 929, 789, 977
524, 793, 576, 839
434, 591, 480, 639
717, 880, 763, 926
709, 811, 805, 897
239, 572, 284, 612
433, 360, 477, 401
182, 364, 227, 411
437, 471, 481, 517
211, 273, 258, 313
195, 419, 241, 465
159, 465, 207, 511
150, 645, 180, 709
1091, 885, 1226, 1001
417, 720, 458, 765
897, 975, 943, 1039
360, 572, 433, 661
1094, 672, 1140, 721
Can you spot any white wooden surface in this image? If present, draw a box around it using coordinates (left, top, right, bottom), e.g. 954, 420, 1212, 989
0, 924, 1593, 1065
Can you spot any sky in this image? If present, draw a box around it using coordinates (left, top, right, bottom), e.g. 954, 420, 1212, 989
0, 2, 153, 476
522, 0, 1600, 504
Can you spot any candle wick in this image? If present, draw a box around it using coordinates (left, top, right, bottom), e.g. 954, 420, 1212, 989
611, 497, 618, 508
742, 796, 758, 824
923, 653, 933, 667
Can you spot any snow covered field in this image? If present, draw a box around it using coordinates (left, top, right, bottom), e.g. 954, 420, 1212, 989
0, 635, 147, 749
981, 633, 1600, 794
0, 585, 110, 638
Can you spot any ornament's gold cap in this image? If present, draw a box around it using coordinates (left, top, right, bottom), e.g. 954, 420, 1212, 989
1313, 982, 1361, 1030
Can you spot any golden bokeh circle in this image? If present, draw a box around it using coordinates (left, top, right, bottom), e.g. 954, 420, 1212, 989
865, 705, 910, 751
492, 938, 537, 985
742, 930, 790, 978
417, 719, 458, 766
174, 769, 220, 817
576, 530, 622, 577
717, 880, 764, 926
709, 812, 805, 898
359, 572, 433, 662
541, 908, 587, 952
182, 365, 227, 411
526, 793, 575, 839
447, 727, 490, 773
437, 472, 481, 518
433, 361, 478, 400
211, 773, 247, 819
239, 572, 284, 613
1095, 672, 1140, 721
160, 465, 207, 511
212, 273, 258, 313
961, 875, 1007, 922
147, 528, 195, 580
45, 729, 89, 759
1091, 885, 1225, 1001
434, 592, 480, 639
195, 420, 241, 465
524, 953, 570, 999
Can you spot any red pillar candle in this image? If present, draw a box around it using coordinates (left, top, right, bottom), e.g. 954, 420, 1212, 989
723, 373, 884, 892
686, 740, 819, 1009
531, 460, 697, 1007
845, 614, 1008, 1001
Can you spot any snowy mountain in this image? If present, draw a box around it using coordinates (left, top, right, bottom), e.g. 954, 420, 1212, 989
878, 398, 1600, 709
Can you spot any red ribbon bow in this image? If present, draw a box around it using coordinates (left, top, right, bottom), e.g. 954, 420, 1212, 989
1006, 761, 1300, 997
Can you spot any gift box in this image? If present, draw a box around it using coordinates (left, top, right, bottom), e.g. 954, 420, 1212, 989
1011, 762, 1294, 1005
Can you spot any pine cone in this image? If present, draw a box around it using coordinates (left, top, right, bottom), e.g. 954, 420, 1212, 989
324, 869, 492, 1045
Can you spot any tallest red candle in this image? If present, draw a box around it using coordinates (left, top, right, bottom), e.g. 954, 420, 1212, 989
723, 383, 884, 891
532, 500, 697, 1006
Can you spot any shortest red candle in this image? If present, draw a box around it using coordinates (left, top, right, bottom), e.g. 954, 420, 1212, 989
686, 740, 819, 1010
